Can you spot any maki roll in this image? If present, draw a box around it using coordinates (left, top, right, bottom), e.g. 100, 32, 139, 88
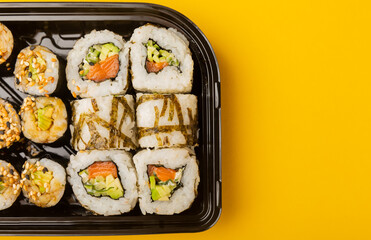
66, 30, 129, 98
0, 161, 21, 211
71, 95, 138, 151
129, 24, 193, 93
67, 150, 138, 216
21, 158, 66, 208
134, 148, 199, 215
136, 93, 198, 148
0, 98, 21, 149
14, 45, 59, 96
0, 23, 13, 65
19, 96, 67, 144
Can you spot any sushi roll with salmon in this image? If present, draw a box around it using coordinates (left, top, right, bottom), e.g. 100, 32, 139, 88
14, 45, 60, 96
21, 158, 66, 208
136, 93, 198, 148
0, 23, 13, 65
71, 95, 138, 151
67, 150, 138, 216
0, 98, 21, 149
0, 160, 21, 211
134, 148, 199, 215
66, 30, 129, 98
19, 96, 68, 144
129, 24, 194, 93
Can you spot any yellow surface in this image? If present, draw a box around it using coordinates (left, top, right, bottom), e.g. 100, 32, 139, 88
3, 0, 371, 239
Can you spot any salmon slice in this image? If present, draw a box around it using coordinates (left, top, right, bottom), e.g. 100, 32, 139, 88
86, 54, 119, 82
87, 161, 118, 179
146, 60, 169, 73
147, 165, 176, 182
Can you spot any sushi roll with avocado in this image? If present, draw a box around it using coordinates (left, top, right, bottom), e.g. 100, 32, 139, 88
134, 148, 199, 215
0, 160, 21, 211
21, 158, 66, 208
136, 93, 198, 148
0, 98, 21, 149
67, 150, 138, 216
129, 24, 194, 93
71, 95, 138, 151
14, 45, 60, 96
66, 30, 129, 98
19, 96, 67, 144
0, 23, 13, 65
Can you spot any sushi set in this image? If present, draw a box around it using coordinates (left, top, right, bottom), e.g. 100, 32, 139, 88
0, 2, 221, 235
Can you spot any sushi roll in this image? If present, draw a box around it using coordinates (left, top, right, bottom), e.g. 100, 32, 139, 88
0, 98, 21, 149
0, 160, 21, 211
129, 24, 193, 93
67, 150, 138, 216
0, 23, 13, 65
136, 93, 198, 148
19, 96, 67, 144
21, 158, 66, 208
66, 30, 129, 98
14, 45, 59, 96
134, 148, 199, 215
71, 95, 138, 151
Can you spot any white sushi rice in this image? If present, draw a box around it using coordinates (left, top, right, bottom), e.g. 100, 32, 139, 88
67, 150, 138, 216
22, 158, 66, 208
136, 93, 198, 148
0, 160, 20, 211
70, 95, 138, 151
14, 46, 59, 96
66, 30, 129, 98
129, 24, 194, 93
134, 148, 199, 215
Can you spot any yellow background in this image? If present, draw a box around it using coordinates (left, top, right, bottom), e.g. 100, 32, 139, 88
3, 0, 371, 239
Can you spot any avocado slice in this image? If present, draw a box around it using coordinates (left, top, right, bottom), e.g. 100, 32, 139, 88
28, 56, 47, 81
0, 182, 5, 193
31, 170, 53, 193
145, 40, 179, 66
81, 173, 124, 199
105, 187, 123, 200
36, 105, 54, 131
99, 43, 119, 61
150, 177, 174, 201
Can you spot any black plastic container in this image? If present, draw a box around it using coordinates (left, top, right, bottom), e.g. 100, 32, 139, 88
0, 2, 221, 235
